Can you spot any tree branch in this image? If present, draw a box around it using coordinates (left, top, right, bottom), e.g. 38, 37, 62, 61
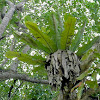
0, 0, 28, 38
80, 41, 100, 73
0, 70, 49, 84
6, 0, 14, 6
0, 58, 8, 68
16, 0, 28, 11
0, 5, 16, 38
80, 51, 95, 73
15, 22, 27, 29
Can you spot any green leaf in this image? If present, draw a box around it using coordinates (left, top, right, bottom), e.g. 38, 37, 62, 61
85, 80, 98, 90
77, 70, 91, 80
35, 40, 51, 54
60, 15, 76, 50
33, 66, 47, 76
77, 83, 84, 100
70, 21, 86, 52
34, 0, 39, 3
46, 12, 57, 40
76, 36, 100, 56
14, 32, 37, 48
6, 51, 46, 65
51, 13, 59, 47
96, 68, 100, 75
45, 11, 62, 49
25, 21, 57, 53
94, 53, 100, 59
91, 71, 97, 81
14, 32, 51, 54
81, 49, 94, 61
24, 15, 33, 22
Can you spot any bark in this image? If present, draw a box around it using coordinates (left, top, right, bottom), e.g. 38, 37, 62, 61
0, 5, 16, 38
45, 42, 100, 100
0, 58, 8, 68
0, 1, 100, 99
1, 6, 7, 19
15, 22, 27, 29
80, 40, 100, 73
0, 70, 49, 84
0, 0, 28, 38
45, 50, 80, 100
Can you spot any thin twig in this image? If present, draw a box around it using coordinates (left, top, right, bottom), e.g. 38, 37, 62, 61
8, 79, 17, 98
8, 81, 23, 100
0, 58, 8, 68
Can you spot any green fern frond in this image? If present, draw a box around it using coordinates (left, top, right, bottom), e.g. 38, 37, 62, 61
70, 21, 86, 52
14, 33, 51, 54
6, 51, 46, 65
24, 15, 33, 22
25, 21, 57, 53
35, 40, 51, 54
60, 15, 76, 50
46, 12, 61, 49
76, 36, 100, 56
14, 33, 37, 48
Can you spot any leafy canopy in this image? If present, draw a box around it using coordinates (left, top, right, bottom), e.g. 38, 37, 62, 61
6, 13, 100, 67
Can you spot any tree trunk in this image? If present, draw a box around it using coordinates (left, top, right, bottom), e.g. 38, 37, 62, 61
45, 50, 80, 100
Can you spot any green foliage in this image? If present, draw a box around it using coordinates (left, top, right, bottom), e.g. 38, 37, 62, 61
2, 0, 100, 99
81, 49, 94, 61
14, 32, 37, 48
33, 66, 47, 76
0, 80, 56, 100
77, 70, 91, 80
6, 51, 46, 65
24, 15, 33, 22
60, 14, 76, 50
41, 11, 63, 49
47, 12, 58, 37
49, 12, 59, 46
35, 40, 51, 54
0, 0, 6, 11
34, 0, 39, 3
76, 36, 100, 56
96, 68, 100, 75
25, 83, 56, 100
70, 21, 86, 52
25, 21, 57, 52
10, 17, 19, 27
85, 80, 98, 90
0, 82, 9, 99
77, 83, 84, 100
13, 32, 51, 54
91, 71, 97, 81
94, 53, 100, 59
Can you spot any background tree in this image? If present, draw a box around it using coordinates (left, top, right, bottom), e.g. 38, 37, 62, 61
0, 0, 100, 100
